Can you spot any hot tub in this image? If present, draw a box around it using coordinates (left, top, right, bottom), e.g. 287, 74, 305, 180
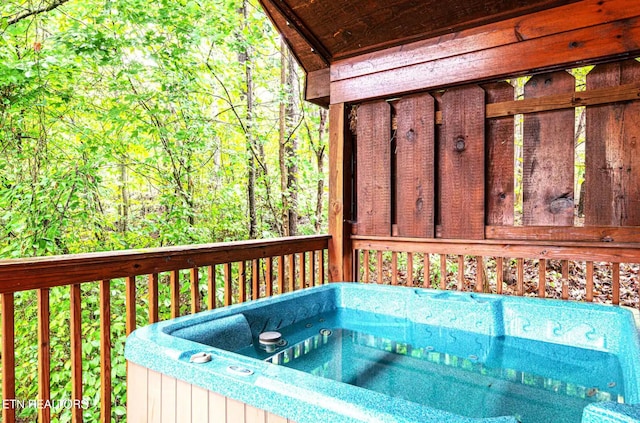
125, 283, 640, 423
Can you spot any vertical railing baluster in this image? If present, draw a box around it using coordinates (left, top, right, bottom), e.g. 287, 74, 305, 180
266, 258, 273, 297
457, 255, 465, 291
224, 263, 232, 306
391, 252, 398, 285
170, 270, 180, 318
586, 261, 594, 302
288, 254, 296, 292
126, 276, 136, 335
100, 280, 112, 423
407, 253, 414, 287
516, 258, 524, 296
1, 293, 15, 423
300, 253, 307, 289
207, 266, 216, 310
70, 284, 83, 423
148, 274, 159, 324
440, 254, 447, 289
311, 251, 317, 286
613, 262, 620, 305
278, 255, 285, 293
252, 259, 259, 300
363, 250, 370, 283
475, 257, 484, 293
239, 261, 247, 303
561, 260, 569, 300
190, 267, 200, 314
376, 251, 383, 284
319, 250, 325, 285
496, 257, 503, 294
538, 259, 546, 298
423, 253, 430, 288
38, 288, 51, 423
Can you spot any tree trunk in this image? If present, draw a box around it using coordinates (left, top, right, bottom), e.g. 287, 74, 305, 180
314, 108, 327, 233
285, 49, 298, 236
279, 39, 290, 237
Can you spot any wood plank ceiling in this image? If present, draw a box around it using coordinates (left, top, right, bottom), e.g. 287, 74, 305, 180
258, 0, 580, 73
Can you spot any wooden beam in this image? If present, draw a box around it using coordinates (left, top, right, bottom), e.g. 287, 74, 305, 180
305, 68, 330, 107
331, 10, 640, 103
328, 103, 353, 281
486, 225, 640, 242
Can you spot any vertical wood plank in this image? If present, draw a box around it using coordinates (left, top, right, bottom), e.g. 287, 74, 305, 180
209, 389, 226, 422
207, 266, 216, 310
191, 385, 208, 423
475, 257, 484, 293
224, 263, 232, 306
266, 258, 273, 297
38, 288, 51, 423
440, 254, 447, 289
356, 100, 392, 236
363, 250, 370, 282
148, 273, 159, 324
457, 255, 465, 291
585, 60, 640, 226
311, 251, 317, 286
277, 255, 285, 294
226, 398, 246, 422
100, 280, 112, 423
245, 404, 267, 423
516, 258, 524, 296
161, 374, 176, 423
70, 284, 83, 423
126, 276, 137, 335
440, 85, 485, 239
190, 267, 200, 314
239, 261, 247, 303
300, 253, 307, 289
586, 261, 594, 302
423, 253, 430, 288
562, 260, 570, 300
538, 259, 547, 298
1, 294, 15, 423
176, 379, 192, 423
127, 362, 148, 423
377, 250, 383, 284
407, 253, 414, 287
496, 257, 503, 294
395, 93, 435, 237
267, 414, 289, 423
147, 370, 161, 423
252, 259, 260, 300
612, 262, 621, 305
328, 103, 354, 282
483, 82, 515, 225
319, 250, 325, 284
288, 255, 296, 292
523, 71, 575, 225
391, 252, 398, 285
170, 271, 180, 319
354, 249, 361, 282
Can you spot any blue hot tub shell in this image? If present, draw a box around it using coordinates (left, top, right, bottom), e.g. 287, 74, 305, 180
125, 283, 640, 423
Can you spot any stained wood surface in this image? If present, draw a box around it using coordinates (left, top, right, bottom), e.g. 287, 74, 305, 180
439, 85, 485, 239
585, 60, 640, 226
0, 235, 330, 294
523, 71, 575, 226
70, 284, 83, 423
100, 280, 112, 423
356, 100, 392, 236
148, 274, 159, 323
486, 225, 640, 242
38, 288, 51, 423
483, 82, 515, 225
330, 11, 640, 104
170, 270, 180, 318
394, 94, 436, 237
2, 294, 15, 423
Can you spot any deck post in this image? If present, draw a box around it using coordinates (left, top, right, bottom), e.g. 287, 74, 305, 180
328, 102, 353, 281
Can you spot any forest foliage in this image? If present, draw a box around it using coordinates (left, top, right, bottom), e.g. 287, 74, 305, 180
0, 0, 328, 259
0, 1, 327, 421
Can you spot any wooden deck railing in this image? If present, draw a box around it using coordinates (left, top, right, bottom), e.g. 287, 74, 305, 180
0, 235, 330, 423
352, 236, 640, 307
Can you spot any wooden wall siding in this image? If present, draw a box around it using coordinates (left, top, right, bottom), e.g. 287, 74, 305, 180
128, 362, 294, 423
585, 59, 640, 226
356, 101, 392, 236
522, 71, 576, 226
394, 94, 435, 237
440, 85, 485, 239
483, 82, 515, 226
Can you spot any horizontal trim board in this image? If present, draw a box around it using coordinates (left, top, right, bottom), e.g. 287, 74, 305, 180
486, 225, 640, 242
352, 235, 640, 262
331, 15, 640, 104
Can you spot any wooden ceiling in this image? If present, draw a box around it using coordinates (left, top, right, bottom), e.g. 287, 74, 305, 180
258, 0, 580, 73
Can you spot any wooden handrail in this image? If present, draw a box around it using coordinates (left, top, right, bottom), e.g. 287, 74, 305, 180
0, 235, 331, 423
0, 235, 330, 294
